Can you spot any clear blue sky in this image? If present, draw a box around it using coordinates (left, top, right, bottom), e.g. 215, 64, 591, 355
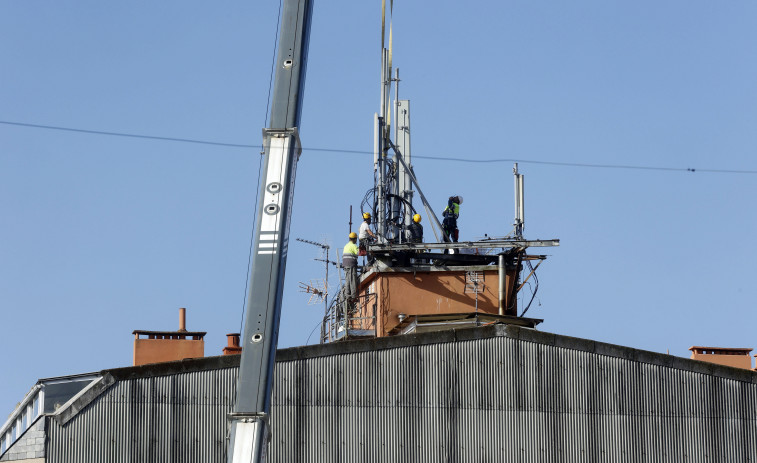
2, 1, 756, 417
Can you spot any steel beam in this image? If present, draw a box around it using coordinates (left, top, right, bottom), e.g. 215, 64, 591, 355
368, 239, 559, 252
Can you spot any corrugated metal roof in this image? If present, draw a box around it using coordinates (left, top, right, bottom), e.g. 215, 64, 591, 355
33, 325, 757, 462
49, 368, 236, 462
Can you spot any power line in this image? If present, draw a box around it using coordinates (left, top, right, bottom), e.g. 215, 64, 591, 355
2, 119, 756, 175
0, 120, 257, 149
299, 148, 757, 174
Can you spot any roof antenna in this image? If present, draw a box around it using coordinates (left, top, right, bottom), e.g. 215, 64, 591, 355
513, 163, 525, 239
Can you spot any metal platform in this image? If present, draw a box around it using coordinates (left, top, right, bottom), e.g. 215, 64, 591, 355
368, 238, 559, 253
391, 312, 543, 336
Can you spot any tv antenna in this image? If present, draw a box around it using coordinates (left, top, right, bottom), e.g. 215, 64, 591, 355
464, 271, 484, 313
299, 280, 328, 305
296, 237, 332, 343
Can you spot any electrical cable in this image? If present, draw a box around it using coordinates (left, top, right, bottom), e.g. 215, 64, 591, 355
360, 186, 377, 222
519, 259, 539, 317
305, 320, 322, 345
3, 119, 757, 174
311, 148, 757, 174
0, 120, 257, 149
239, 0, 284, 334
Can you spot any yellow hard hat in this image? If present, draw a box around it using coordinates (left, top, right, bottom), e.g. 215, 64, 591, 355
362, 212, 371, 219
349, 232, 357, 239
413, 214, 421, 223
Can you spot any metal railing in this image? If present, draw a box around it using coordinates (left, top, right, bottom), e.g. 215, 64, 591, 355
323, 291, 377, 343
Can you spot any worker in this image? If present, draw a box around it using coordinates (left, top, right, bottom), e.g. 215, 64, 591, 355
343, 232, 359, 304
408, 214, 423, 243
358, 212, 377, 263
442, 195, 462, 242
358, 212, 377, 247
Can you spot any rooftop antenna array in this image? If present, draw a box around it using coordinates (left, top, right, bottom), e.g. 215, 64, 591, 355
370, 1, 446, 246
296, 237, 332, 343
298, 280, 328, 305
322, 3, 560, 346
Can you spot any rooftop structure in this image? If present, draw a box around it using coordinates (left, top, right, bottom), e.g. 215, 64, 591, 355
132, 307, 206, 366
2, 325, 756, 462
222, 333, 243, 356
689, 345, 754, 370
0, 373, 97, 459
304, 8, 559, 344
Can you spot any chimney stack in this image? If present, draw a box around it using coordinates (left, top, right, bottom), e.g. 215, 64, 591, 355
223, 333, 242, 355
689, 346, 753, 370
132, 308, 206, 366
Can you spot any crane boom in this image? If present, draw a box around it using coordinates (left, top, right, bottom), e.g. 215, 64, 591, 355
227, 1, 314, 462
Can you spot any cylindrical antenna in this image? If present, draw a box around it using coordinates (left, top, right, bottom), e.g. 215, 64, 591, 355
393, 68, 399, 143
377, 117, 386, 243
376, 48, 389, 245
379, 48, 392, 137
513, 163, 525, 238
373, 113, 379, 171
513, 163, 520, 231
518, 174, 525, 236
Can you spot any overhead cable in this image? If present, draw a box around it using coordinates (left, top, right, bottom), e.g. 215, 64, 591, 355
3, 119, 756, 175
0, 120, 256, 149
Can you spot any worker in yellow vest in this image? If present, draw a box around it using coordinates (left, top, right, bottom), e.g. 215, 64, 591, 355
343, 232, 359, 304
442, 195, 462, 242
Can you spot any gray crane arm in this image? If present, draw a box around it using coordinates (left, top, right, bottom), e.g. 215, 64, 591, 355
227, 1, 314, 462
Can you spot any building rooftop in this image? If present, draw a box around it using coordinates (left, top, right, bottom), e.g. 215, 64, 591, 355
4, 324, 757, 461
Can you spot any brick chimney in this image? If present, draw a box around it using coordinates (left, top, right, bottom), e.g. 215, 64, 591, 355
132, 308, 206, 366
223, 333, 242, 355
689, 346, 753, 370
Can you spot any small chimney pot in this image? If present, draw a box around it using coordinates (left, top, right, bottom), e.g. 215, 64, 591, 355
179, 307, 187, 332
223, 333, 242, 355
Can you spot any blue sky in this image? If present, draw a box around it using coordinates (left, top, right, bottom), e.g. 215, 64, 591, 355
2, 1, 756, 417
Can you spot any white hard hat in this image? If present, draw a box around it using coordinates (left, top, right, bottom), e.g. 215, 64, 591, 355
457, 195, 463, 204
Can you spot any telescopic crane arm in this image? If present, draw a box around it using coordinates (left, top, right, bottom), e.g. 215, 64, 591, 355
227, 1, 314, 462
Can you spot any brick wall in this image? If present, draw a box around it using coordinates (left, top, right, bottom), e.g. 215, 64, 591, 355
0, 418, 44, 462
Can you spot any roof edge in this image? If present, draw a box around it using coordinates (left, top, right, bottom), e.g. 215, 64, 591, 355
504, 325, 757, 384
87, 324, 757, 384
277, 324, 757, 383
54, 375, 114, 426
104, 353, 240, 381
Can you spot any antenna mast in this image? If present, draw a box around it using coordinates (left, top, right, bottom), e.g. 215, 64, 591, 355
513, 163, 525, 239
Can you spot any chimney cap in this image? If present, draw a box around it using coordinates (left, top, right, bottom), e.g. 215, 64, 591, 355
133, 329, 207, 337
689, 346, 752, 354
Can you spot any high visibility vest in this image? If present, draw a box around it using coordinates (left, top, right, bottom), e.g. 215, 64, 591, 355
443, 203, 460, 219
343, 241, 359, 267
